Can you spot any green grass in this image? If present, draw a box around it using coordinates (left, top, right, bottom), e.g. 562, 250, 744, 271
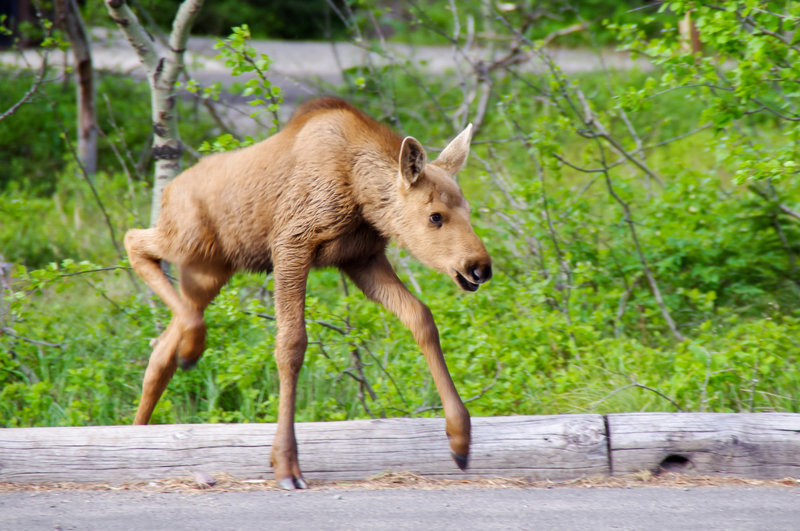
2, 52, 799, 428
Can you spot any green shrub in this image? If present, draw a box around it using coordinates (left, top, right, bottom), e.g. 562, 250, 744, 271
2, 4, 800, 428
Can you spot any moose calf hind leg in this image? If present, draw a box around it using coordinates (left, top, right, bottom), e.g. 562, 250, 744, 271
133, 320, 181, 425
271, 327, 309, 490
175, 263, 232, 370
175, 315, 206, 370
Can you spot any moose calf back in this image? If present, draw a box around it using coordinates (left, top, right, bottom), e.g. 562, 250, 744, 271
155, 98, 405, 273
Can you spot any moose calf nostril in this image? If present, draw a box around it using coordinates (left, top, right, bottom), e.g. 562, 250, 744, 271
470, 264, 492, 283
470, 267, 481, 283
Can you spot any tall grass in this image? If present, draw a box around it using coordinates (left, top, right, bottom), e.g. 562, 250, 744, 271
2, 60, 799, 428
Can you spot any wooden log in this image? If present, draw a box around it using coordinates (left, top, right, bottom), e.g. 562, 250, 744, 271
608, 413, 800, 479
0, 415, 608, 484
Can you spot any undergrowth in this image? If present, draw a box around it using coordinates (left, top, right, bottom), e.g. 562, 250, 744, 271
2, 2, 799, 427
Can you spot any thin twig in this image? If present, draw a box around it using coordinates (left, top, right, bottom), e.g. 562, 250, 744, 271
46, 95, 127, 259
244, 310, 350, 335
614, 274, 642, 337
598, 143, 685, 342
1, 328, 63, 349
0, 57, 52, 122
592, 381, 684, 412
59, 264, 123, 277
748, 184, 800, 222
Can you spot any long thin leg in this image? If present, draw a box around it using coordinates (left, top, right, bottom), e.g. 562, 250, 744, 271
269, 246, 312, 490
133, 319, 180, 425
127, 228, 231, 424
125, 228, 182, 425
173, 262, 232, 369
342, 253, 471, 469
124, 229, 185, 318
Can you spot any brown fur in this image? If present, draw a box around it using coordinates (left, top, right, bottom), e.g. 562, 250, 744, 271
124, 97, 492, 490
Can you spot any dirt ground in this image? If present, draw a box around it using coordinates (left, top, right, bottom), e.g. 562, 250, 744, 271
2, 471, 799, 493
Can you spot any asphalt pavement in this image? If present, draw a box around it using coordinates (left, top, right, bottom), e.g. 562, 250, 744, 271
2, 486, 799, 530
0, 28, 645, 133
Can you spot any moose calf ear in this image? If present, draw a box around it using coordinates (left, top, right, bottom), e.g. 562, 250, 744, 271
398, 136, 427, 189
432, 123, 473, 177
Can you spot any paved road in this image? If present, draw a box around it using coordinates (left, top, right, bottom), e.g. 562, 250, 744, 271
1, 28, 644, 131
2, 486, 799, 530
4, 27, 638, 82
0, 27, 653, 138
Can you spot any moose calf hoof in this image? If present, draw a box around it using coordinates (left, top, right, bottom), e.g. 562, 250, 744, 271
277, 476, 308, 490
451, 451, 469, 471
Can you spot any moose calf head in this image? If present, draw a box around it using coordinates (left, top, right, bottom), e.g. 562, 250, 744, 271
395, 124, 492, 292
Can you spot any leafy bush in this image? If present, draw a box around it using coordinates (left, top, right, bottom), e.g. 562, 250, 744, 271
2, 3, 800, 429
0, 70, 216, 195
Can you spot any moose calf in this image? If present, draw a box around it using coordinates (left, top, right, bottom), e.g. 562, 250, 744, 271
125, 97, 492, 489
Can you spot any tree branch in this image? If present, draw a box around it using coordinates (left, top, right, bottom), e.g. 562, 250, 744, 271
104, 0, 159, 72
106, 0, 204, 227
0, 59, 51, 123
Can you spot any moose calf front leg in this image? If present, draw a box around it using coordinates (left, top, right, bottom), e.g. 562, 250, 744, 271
270, 254, 311, 490
344, 255, 471, 469
411, 301, 471, 468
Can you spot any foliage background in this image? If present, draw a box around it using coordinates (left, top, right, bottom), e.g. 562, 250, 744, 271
1, 1, 799, 427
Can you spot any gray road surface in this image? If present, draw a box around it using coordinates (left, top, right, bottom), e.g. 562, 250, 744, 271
1, 28, 645, 132
2, 486, 799, 531
4, 27, 639, 83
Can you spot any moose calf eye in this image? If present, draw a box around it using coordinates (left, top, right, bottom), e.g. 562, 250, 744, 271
429, 213, 443, 225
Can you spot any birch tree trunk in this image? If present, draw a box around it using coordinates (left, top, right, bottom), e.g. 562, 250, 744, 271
55, 0, 97, 176
104, 0, 204, 226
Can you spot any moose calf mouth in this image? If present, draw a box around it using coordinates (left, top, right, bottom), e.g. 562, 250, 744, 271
454, 270, 480, 292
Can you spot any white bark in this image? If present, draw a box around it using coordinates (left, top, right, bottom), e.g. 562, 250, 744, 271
104, 0, 204, 226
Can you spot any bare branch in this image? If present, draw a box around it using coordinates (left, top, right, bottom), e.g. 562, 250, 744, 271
553, 152, 625, 173
104, 0, 159, 71
414, 361, 502, 413
2, 328, 63, 349
106, 0, 205, 226
591, 381, 684, 412
0, 59, 51, 123
748, 184, 800, 222
575, 88, 665, 188
614, 274, 643, 337
56, 0, 98, 175
45, 92, 126, 263
345, 346, 382, 418
244, 310, 351, 336
596, 141, 685, 342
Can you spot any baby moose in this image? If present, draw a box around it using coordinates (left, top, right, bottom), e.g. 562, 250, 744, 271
125, 97, 492, 490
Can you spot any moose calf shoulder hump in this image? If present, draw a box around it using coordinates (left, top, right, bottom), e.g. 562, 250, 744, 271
124, 96, 492, 490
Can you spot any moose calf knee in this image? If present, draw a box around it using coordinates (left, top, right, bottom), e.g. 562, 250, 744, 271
275, 328, 308, 374
124, 229, 165, 273
177, 314, 207, 370
124, 229, 148, 260
407, 302, 439, 345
